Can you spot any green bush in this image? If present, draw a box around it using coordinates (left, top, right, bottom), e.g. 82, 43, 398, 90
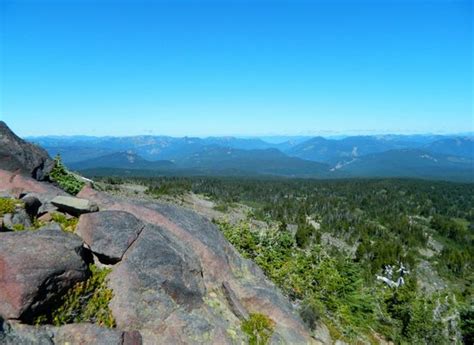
12, 223, 25, 231
0, 198, 19, 216
241, 313, 275, 345
35, 264, 115, 328
50, 155, 85, 195
295, 222, 314, 248
216, 220, 453, 342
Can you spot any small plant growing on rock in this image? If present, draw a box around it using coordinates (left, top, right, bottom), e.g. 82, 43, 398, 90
0, 198, 20, 216
51, 212, 78, 232
241, 313, 275, 345
49, 155, 85, 195
35, 264, 116, 328
12, 223, 25, 231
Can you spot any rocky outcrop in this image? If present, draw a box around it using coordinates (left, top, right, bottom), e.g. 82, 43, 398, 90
0, 230, 89, 321
222, 281, 249, 320
0, 121, 54, 181
0, 170, 66, 199
51, 195, 99, 216
78, 186, 317, 344
0, 321, 142, 345
76, 210, 145, 263
0, 173, 318, 344
108, 224, 209, 340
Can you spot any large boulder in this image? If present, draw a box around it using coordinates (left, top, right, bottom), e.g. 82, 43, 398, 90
0, 121, 54, 181
20, 194, 42, 218
51, 195, 99, 216
76, 210, 145, 263
109, 224, 206, 329
0, 230, 89, 321
79, 186, 318, 344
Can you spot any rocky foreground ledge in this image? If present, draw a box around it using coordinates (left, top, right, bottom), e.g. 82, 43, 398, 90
0, 123, 323, 344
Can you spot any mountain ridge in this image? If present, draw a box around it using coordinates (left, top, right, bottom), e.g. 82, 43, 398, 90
28, 133, 474, 182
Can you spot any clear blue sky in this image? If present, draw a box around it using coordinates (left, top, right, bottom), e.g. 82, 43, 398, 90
0, 0, 472, 137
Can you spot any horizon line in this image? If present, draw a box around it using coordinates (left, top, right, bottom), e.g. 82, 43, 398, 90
24, 131, 474, 140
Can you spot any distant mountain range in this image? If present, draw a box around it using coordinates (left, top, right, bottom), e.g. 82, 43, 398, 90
29, 134, 474, 182
68, 152, 175, 171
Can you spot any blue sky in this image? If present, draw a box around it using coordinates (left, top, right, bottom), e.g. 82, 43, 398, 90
0, 0, 472, 137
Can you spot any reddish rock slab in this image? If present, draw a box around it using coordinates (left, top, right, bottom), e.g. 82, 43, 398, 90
0, 170, 65, 199
0, 230, 89, 321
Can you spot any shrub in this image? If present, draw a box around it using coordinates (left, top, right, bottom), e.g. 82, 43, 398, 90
299, 298, 323, 329
12, 223, 25, 231
241, 313, 275, 345
213, 203, 230, 212
49, 155, 85, 195
295, 223, 313, 248
460, 306, 474, 345
35, 264, 115, 328
0, 198, 19, 216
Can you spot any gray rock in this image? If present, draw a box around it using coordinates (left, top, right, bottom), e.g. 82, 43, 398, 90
2, 209, 32, 230
0, 192, 15, 199
37, 202, 58, 216
37, 222, 63, 231
0, 320, 140, 345
0, 230, 89, 321
222, 281, 249, 320
20, 194, 42, 218
17, 192, 59, 217
0, 121, 54, 181
314, 322, 331, 345
123, 330, 143, 345
110, 224, 205, 309
108, 224, 207, 341
51, 195, 98, 216
0, 318, 54, 345
2, 214, 13, 228
53, 324, 128, 345
76, 210, 145, 263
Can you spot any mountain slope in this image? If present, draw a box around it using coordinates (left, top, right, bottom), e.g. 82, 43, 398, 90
424, 137, 474, 158
176, 146, 331, 176
287, 135, 420, 163
68, 152, 175, 170
336, 149, 473, 181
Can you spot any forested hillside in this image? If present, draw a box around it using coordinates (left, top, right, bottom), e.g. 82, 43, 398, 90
95, 176, 474, 344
